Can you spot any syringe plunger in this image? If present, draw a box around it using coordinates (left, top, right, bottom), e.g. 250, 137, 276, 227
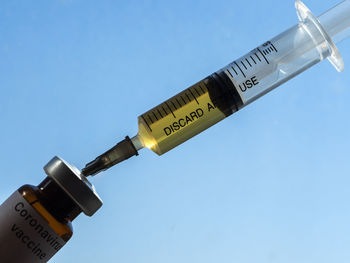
318, 0, 350, 44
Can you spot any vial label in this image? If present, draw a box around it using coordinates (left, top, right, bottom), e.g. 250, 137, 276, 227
0, 191, 66, 263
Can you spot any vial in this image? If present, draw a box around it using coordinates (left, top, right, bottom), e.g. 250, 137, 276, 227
0, 156, 103, 263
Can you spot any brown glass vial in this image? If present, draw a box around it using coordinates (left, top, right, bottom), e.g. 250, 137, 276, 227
18, 178, 82, 242
0, 157, 102, 263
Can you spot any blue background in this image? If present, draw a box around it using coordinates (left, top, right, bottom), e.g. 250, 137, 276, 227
1, 0, 350, 262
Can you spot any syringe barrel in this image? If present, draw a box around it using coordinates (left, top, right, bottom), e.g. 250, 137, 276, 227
81, 1, 349, 176
135, 1, 347, 155
226, 22, 329, 106
232, 0, 349, 105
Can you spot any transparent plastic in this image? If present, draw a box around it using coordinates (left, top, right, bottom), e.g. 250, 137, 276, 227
82, 1, 350, 176
133, 0, 350, 155
318, 0, 350, 44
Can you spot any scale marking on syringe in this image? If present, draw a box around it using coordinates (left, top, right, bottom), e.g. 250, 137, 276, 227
148, 115, 153, 124
189, 89, 199, 104
175, 98, 182, 108
257, 48, 270, 64
157, 109, 163, 118
141, 115, 152, 131
152, 112, 158, 121
193, 87, 201, 97
241, 61, 248, 70
234, 61, 246, 78
228, 41, 279, 82
80, 0, 349, 177
231, 66, 238, 75
141, 84, 208, 132
198, 84, 205, 94
245, 58, 252, 67
161, 105, 168, 118
224, 41, 280, 97
185, 93, 192, 104
171, 101, 177, 110
227, 70, 234, 79
250, 55, 257, 64
164, 101, 176, 118
254, 52, 261, 62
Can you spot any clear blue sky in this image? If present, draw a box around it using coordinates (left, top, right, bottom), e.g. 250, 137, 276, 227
1, 0, 350, 262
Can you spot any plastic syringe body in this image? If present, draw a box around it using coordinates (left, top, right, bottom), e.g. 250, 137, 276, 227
82, 0, 350, 176
135, 0, 350, 155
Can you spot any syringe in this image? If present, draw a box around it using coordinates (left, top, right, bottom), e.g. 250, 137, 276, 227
82, 0, 350, 176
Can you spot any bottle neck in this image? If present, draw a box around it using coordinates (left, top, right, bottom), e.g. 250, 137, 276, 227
37, 177, 82, 222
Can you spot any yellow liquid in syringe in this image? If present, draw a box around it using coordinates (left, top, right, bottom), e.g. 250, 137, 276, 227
135, 79, 226, 155
82, 0, 350, 177
82, 70, 241, 176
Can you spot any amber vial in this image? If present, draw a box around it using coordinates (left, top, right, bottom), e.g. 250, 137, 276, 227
0, 157, 102, 263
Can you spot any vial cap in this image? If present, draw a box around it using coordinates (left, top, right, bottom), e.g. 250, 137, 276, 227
44, 156, 103, 216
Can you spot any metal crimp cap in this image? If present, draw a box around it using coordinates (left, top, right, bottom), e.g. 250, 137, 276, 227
44, 156, 103, 216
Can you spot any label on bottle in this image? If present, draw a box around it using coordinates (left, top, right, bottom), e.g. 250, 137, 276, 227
0, 191, 66, 263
